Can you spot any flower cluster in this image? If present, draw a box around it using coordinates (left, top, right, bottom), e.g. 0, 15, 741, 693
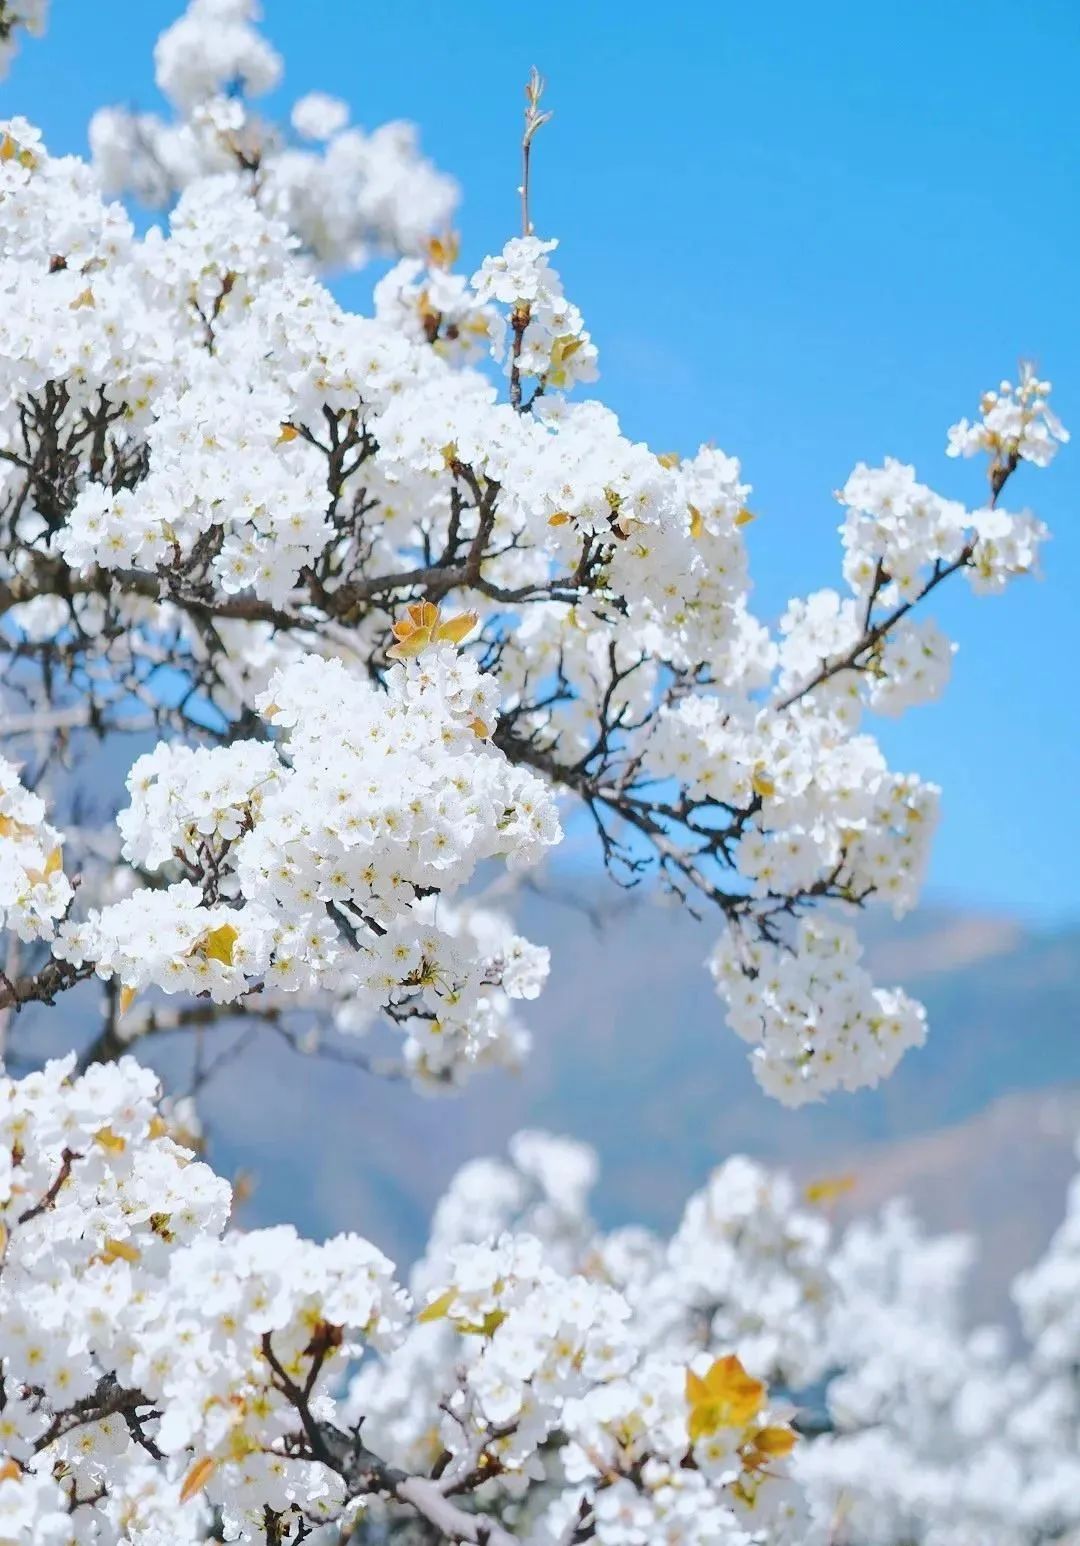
55, 648, 560, 1086
89, 0, 457, 271
710, 917, 927, 1106
947, 362, 1069, 470
472, 235, 599, 392
0, 1060, 811, 1546
0, 753, 70, 941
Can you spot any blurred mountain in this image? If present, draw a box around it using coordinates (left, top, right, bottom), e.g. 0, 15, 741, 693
185, 884, 1080, 1317
26, 881, 1080, 1321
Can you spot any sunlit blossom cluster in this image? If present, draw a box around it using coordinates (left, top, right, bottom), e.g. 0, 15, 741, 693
0, 1062, 809, 1546
53, 648, 559, 1085
0, 753, 71, 941
88, 0, 457, 272
0, 70, 1064, 1098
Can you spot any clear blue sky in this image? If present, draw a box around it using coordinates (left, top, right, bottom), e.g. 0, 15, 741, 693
6, 1, 1079, 924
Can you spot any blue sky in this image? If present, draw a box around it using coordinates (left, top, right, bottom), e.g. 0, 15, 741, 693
5, 0, 1079, 924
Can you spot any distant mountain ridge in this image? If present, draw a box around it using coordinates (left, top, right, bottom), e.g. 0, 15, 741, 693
164, 883, 1080, 1323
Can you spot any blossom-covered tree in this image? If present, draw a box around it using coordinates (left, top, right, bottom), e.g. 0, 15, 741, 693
0, 3, 1073, 1543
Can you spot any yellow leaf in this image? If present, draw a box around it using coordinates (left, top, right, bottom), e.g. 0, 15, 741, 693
416, 1288, 456, 1324
426, 230, 460, 269
0, 1456, 20, 1483
408, 601, 440, 630
748, 1424, 797, 1460
803, 1173, 856, 1206
688, 503, 704, 540
469, 717, 491, 740
179, 1455, 217, 1505
45, 846, 63, 877
751, 768, 776, 799
119, 985, 137, 1016
735, 506, 757, 527
277, 423, 299, 443
0, 815, 13, 837
656, 451, 681, 469
386, 629, 432, 661
434, 610, 478, 646
101, 1237, 141, 1265
94, 1126, 127, 1155
200, 923, 239, 966
69, 287, 96, 310
686, 1355, 765, 1441
0, 1222, 8, 1261
548, 511, 572, 527
459, 1308, 508, 1338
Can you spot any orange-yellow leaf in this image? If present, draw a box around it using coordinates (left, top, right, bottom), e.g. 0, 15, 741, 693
426, 231, 460, 269
387, 630, 432, 661
119, 985, 137, 1017
548, 511, 571, 527
0, 1456, 21, 1482
179, 1455, 217, 1505
201, 923, 239, 967
803, 1173, 856, 1206
101, 1237, 141, 1265
94, 1126, 127, 1155
416, 1288, 456, 1324
685, 1355, 766, 1441
409, 601, 440, 630
277, 423, 299, 443
434, 610, 478, 646
688, 504, 704, 540
45, 846, 63, 877
749, 1425, 797, 1459
751, 768, 776, 799
735, 506, 757, 527
469, 717, 491, 740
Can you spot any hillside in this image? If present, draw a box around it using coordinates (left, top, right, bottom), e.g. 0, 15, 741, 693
154, 882, 1080, 1321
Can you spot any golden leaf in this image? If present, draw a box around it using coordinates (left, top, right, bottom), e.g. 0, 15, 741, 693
656, 451, 681, 469
69, 287, 96, 311
688, 503, 704, 540
735, 506, 757, 527
751, 768, 776, 799
179, 1455, 217, 1505
198, 923, 239, 966
803, 1173, 856, 1206
277, 423, 299, 443
746, 1424, 797, 1463
547, 511, 571, 527
101, 1237, 141, 1265
119, 985, 137, 1016
459, 1308, 507, 1338
685, 1355, 765, 1441
434, 610, 478, 646
426, 230, 460, 269
469, 717, 491, 740
416, 1288, 456, 1324
94, 1126, 127, 1155
0, 1456, 21, 1482
45, 846, 63, 877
